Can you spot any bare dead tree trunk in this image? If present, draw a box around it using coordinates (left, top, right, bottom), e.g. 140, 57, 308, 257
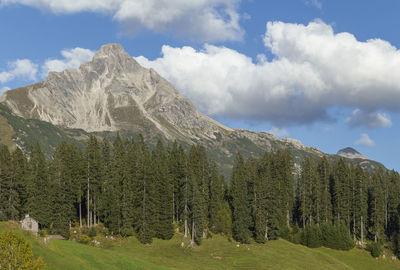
265, 217, 269, 241
184, 176, 188, 238
94, 199, 96, 226
87, 161, 90, 228
173, 192, 175, 222
286, 202, 290, 227
79, 201, 82, 228
361, 216, 364, 244
353, 213, 356, 241
191, 220, 195, 246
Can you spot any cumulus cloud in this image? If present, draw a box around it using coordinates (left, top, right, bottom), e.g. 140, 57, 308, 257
346, 109, 392, 128
136, 20, 400, 126
1, 0, 243, 42
0, 59, 37, 83
355, 133, 375, 147
0, 47, 94, 87
267, 127, 288, 138
41, 47, 94, 77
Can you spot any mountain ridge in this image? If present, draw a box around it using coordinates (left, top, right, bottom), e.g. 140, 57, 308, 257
0, 43, 385, 173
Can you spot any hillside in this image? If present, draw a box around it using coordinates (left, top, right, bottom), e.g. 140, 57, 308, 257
1, 222, 399, 270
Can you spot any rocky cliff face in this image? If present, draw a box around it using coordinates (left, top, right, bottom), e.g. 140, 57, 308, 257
1, 43, 347, 174
1, 44, 230, 142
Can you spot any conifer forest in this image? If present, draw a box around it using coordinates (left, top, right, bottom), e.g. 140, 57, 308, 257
1, 135, 400, 255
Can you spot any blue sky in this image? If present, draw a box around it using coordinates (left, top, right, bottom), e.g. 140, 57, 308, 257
0, 0, 399, 170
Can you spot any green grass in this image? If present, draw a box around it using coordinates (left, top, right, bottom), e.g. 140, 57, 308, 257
1, 222, 400, 270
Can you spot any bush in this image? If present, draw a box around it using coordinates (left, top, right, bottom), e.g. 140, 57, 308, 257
279, 226, 290, 241
301, 225, 322, 248
320, 223, 354, 251
78, 234, 92, 244
39, 229, 48, 237
289, 224, 301, 244
0, 231, 45, 269
367, 242, 382, 258
88, 227, 97, 238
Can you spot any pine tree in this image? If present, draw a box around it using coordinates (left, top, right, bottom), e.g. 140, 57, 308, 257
352, 165, 367, 243
230, 153, 251, 243
85, 135, 102, 227
26, 143, 51, 227
11, 148, 28, 219
368, 170, 385, 242
0, 145, 13, 220
317, 156, 332, 224
332, 158, 351, 227
250, 156, 268, 243
152, 140, 174, 240
135, 135, 155, 244
208, 160, 229, 234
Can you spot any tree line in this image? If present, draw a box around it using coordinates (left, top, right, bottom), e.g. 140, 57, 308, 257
0, 135, 400, 254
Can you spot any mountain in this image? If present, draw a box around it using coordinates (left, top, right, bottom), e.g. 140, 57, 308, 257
337, 147, 368, 160
0, 44, 230, 143
0, 43, 386, 174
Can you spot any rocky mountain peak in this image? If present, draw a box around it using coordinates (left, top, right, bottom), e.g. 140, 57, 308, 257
92, 43, 135, 63
0, 43, 230, 139
337, 147, 368, 160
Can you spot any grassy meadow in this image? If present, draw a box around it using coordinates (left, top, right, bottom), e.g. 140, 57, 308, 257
1, 221, 400, 270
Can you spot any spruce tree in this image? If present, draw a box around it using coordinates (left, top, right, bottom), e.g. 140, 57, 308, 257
152, 140, 174, 240
230, 153, 251, 243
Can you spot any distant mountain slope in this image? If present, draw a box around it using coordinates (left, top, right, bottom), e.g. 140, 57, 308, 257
338, 147, 368, 160
0, 43, 387, 174
0, 103, 87, 157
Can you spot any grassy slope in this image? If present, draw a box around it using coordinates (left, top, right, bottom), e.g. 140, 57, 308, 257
1, 222, 400, 270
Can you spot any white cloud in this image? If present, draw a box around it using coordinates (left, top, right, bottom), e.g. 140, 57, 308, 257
136, 20, 400, 126
346, 109, 392, 128
0, 59, 37, 83
41, 47, 94, 77
267, 127, 288, 138
0, 86, 10, 94
355, 133, 375, 147
306, 0, 322, 9
1, 0, 243, 42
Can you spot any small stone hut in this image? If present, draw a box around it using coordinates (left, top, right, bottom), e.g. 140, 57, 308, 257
21, 214, 39, 235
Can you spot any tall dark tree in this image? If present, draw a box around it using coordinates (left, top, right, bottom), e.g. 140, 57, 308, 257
27, 143, 51, 227
230, 153, 251, 243
152, 140, 174, 240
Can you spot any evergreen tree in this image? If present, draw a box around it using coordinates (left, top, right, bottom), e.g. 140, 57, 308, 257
352, 165, 367, 243
230, 153, 251, 243
0, 145, 13, 220
135, 135, 155, 244
27, 143, 51, 227
85, 135, 102, 227
152, 140, 174, 240
317, 156, 332, 224
209, 160, 229, 234
368, 170, 385, 242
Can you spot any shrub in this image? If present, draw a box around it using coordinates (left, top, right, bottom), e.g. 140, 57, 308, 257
39, 229, 48, 237
88, 227, 97, 238
367, 242, 382, 258
78, 234, 91, 244
320, 223, 354, 251
301, 225, 322, 248
289, 224, 301, 244
279, 226, 290, 241
0, 231, 45, 269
